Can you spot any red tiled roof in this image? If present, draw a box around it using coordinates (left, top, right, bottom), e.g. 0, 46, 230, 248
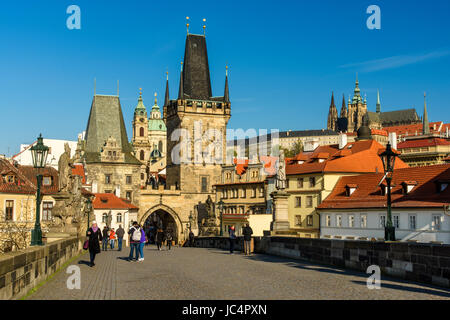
397, 138, 450, 149
72, 164, 87, 184
384, 122, 448, 137
286, 139, 408, 175
93, 193, 139, 210
318, 164, 450, 209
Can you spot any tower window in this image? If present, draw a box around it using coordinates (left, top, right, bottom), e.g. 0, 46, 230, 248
201, 177, 208, 192
140, 150, 145, 161
139, 127, 144, 137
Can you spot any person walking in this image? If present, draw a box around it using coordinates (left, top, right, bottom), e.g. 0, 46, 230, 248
156, 228, 164, 251
165, 230, 173, 250
189, 230, 195, 247
128, 222, 141, 261
242, 223, 253, 256
116, 225, 125, 251
86, 221, 102, 267
109, 228, 116, 250
229, 225, 237, 254
138, 226, 146, 261
102, 226, 109, 251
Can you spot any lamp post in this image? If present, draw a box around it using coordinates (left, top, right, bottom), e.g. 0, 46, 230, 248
379, 142, 398, 241
30, 134, 49, 246
217, 199, 224, 236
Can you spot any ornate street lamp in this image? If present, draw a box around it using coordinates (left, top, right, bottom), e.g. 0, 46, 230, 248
378, 142, 398, 241
30, 134, 49, 246
217, 199, 224, 236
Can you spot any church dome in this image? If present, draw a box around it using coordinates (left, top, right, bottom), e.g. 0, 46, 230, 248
357, 125, 372, 140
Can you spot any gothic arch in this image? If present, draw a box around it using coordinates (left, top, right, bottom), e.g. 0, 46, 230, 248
139, 204, 184, 240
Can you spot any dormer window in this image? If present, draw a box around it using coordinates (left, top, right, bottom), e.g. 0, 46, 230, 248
297, 160, 305, 164
380, 183, 394, 196
6, 175, 15, 183
401, 181, 417, 194
43, 176, 52, 186
345, 184, 357, 196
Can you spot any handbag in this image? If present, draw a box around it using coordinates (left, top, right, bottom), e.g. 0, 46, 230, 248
83, 238, 89, 250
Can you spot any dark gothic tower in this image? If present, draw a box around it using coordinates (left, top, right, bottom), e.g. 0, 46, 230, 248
327, 92, 338, 131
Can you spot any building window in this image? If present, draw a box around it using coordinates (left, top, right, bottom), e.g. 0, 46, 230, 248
349, 215, 355, 228
295, 215, 302, 226
6, 175, 15, 183
295, 197, 301, 208
140, 150, 145, 161
306, 196, 313, 208
432, 215, 442, 231
102, 213, 108, 223
379, 215, 386, 228
297, 178, 304, 188
336, 215, 342, 228
259, 187, 264, 198
241, 189, 246, 198
5, 200, 14, 221
117, 213, 122, 223
325, 215, 331, 227
393, 215, 400, 229
42, 202, 53, 221
361, 215, 367, 228
201, 177, 208, 192
126, 191, 132, 201
306, 215, 313, 226
139, 127, 144, 137
239, 206, 245, 214
43, 176, 52, 186
126, 175, 132, 184
309, 177, 316, 188
141, 173, 145, 180
409, 215, 416, 230
105, 174, 112, 184
251, 188, 256, 198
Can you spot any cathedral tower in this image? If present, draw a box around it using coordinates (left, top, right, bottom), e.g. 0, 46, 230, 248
327, 92, 338, 131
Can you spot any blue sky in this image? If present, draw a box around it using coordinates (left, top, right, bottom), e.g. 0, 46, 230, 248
0, 0, 449, 155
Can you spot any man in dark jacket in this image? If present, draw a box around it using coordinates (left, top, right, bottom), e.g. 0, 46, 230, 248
102, 226, 110, 251
189, 230, 195, 247
242, 223, 253, 255
128, 222, 141, 261
116, 225, 125, 251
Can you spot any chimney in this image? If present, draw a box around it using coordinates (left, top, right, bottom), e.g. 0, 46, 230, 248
339, 133, 348, 149
389, 132, 397, 150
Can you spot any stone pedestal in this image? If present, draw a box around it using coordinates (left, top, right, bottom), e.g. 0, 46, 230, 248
270, 190, 290, 232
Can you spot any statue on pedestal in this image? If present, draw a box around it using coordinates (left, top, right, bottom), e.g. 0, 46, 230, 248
275, 150, 287, 191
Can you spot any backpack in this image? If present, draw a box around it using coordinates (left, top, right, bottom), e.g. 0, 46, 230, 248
132, 227, 141, 241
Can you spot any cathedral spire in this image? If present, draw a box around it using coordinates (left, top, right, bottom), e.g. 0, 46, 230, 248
376, 89, 381, 113
164, 71, 170, 107
224, 65, 230, 103
178, 62, 184, 100
341, 94, 347, 118
327, 91, 338, 131
423, 92, 430, 135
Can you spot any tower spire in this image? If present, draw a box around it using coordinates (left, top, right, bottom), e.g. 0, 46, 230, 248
186, 16, 190, 34
376, 89, 381, 113
202, 18, 206, 36
164, 71, 170, 107
178, 61, 184, 100
423, 92, 430, 135
224, 65, 230, 103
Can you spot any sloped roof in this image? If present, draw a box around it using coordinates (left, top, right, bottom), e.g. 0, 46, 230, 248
318, 164, 450, 209
379, 109, 420, 124
93, 193, 138, 210
72, 164, 86, 184
384, 121, 449, 137
286, 140, 408, 175
398, 138, 450, 149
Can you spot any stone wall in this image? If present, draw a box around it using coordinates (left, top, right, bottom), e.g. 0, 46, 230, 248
0, 237, 82, 300
193, 236, 450, 288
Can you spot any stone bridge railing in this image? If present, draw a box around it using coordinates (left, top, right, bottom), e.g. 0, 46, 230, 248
194, 236, 450, 289
0, 237, 83, 300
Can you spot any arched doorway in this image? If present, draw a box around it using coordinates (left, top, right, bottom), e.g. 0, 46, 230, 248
140, 205, 182, 244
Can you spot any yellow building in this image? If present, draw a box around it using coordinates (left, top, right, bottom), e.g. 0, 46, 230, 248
0, 158, 59, 252
285, 131, 409, 238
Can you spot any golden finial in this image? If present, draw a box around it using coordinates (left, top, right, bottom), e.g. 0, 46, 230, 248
186, 16, 190, 34
181, 61, 183, 71
203, 18, 206, 35
226, 65, 228, 76
166, 70, 169, 80
139, 87, 142, 95
154, 92, 158, 104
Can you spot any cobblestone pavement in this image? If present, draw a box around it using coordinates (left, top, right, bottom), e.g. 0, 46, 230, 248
29, 245, 450, 300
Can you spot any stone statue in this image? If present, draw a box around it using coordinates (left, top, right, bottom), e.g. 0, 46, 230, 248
106, 211, 112, 228
58, 143, 73, 193
206, 195, 215, 218
275, 150, 287, 190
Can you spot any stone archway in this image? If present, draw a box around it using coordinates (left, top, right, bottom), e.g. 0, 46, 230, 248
139, 204, 183, 244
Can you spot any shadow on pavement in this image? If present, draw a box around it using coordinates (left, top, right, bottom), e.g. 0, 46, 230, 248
78, 260, 91, 266
351, 280, 450, 298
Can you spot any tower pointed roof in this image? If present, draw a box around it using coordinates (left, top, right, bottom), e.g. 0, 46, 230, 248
164, 72, 170, 107
340, 94, 347, 117
224, 66, 230, 103
352, 73, 362, 103
330, 91, 336, 109
84, 95, 140, 164
423, 92, 430, 135
181, 34, 212, 100
134, 88, 147, 114
376, 89, 381, 113
178, 62, 184, 99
